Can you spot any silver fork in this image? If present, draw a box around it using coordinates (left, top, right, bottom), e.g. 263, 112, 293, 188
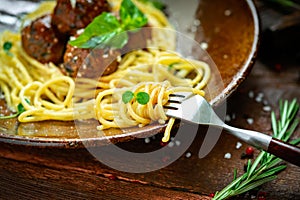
165, 92, 300, 167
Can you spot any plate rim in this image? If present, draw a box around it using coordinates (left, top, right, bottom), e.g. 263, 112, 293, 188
0, 0, 260, 148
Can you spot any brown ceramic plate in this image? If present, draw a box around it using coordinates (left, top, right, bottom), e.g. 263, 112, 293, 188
0, 0, 259, 148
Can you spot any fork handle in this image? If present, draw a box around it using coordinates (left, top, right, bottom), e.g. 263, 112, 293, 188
267, 138, 300, 167
223, 124, 300, 167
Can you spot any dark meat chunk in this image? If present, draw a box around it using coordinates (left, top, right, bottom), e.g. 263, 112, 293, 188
121, 26, 152, 53
21, 14, 67, 65
52, 0, 110, 36
63, 44, 120, 78
62, 26, 152, 78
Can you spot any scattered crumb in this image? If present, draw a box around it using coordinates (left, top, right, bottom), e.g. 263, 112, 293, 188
224, 153, 232, 159
236, 142, 242, 149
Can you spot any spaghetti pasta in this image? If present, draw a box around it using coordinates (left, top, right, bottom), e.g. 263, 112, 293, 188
0, 0, 211, 141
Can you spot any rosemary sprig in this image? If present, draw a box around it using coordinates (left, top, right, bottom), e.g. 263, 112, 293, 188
266, 0, 300, 10
213, 99, 300, 200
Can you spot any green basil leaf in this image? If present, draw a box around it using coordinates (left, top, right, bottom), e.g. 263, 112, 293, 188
77, 32, 118, 49
17, 103, 26, 113
122, 91, 134, 104
106, 31, 129, 49
120, 0, 148, 30
69, 12, 121, 48
136, 92, 150, 105
68, 0, 148, 49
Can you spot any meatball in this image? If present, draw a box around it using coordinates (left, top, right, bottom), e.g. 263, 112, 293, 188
52, 0, 110, 36
21, 14, 67, 64
63, 43, 120, 78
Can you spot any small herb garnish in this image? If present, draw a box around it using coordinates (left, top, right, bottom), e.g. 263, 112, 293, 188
122, 91, 135, 104
0, 99, 29, 119
69, 0, 148, 49
136, 91, 150, 105
122, 91, 150, 105
3, 41, 13, 56
213, 99, 300, 200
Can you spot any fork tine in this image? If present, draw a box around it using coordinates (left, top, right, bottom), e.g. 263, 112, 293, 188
168, 92, 193, 102
164, 92, 193, 111
168, 94, 185, 103
164, 102, 180, 110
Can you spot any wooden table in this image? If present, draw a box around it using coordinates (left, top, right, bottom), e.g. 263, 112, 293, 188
0, 2, 299, 200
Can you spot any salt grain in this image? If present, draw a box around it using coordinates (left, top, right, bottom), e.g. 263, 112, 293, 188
193, 19, 201, 26
263, 106, 271, 112
247, 118, 254, 125
231, 113, 236, 120
257, 92, 264, 98
168, 141, 175, 148
185, 152, 192, 158
224, 9, 232, 16
255, 96, 263, 103
248, 91, 254, 98
144, 137, 150, 144
225, 114, 231, 122
175, 140, 181, 146
224, 153, 231, 159
255, 92, 264, 103
236, 142, 242, 149
200, 42, 208, 50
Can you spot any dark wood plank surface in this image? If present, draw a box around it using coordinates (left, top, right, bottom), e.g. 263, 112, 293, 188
1, 1, 300, 200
